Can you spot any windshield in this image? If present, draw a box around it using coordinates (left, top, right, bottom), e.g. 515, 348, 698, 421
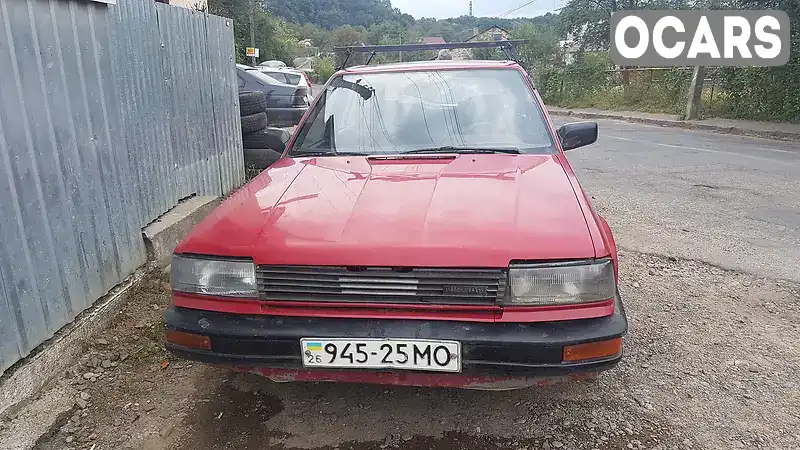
288, 68, 556, 156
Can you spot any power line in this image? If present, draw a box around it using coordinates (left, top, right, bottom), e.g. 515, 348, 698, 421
498, 0, 538, 18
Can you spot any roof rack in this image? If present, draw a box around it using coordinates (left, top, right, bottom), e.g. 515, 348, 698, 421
333, 40, 527, 70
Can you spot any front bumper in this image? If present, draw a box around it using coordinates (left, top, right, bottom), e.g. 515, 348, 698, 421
164, 292, 628, 385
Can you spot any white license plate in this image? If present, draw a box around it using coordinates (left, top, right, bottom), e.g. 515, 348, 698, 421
300, 338, 461, 372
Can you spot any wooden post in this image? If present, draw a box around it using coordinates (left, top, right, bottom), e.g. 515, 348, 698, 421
249, 18, 256, 65
621, 66, 630, 88
685, 65, 706, 120
249, 0, 257, 66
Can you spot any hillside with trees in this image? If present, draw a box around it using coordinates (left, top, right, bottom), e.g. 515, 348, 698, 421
265, 0, 414, 29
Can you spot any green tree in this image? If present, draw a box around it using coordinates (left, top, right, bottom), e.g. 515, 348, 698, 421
512, 23, 559, 71
208, 0, 302, 64
314, 57, 336, 83
264, 0, 414, 29
332, 26, 367, 67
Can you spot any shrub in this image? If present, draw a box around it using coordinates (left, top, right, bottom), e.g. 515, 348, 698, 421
314, 57, 335, 84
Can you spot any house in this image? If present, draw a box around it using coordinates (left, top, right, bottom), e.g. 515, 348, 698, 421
421, 37, 447, 45
452, 25, 511, 60
466, 25, 511, 43
168, 0, 206, 9
566, 23, 609, 52
559, 39, 581, 65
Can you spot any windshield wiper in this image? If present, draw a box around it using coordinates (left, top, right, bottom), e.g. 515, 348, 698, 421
291, 150, 366, 157
404, 146, 520, 155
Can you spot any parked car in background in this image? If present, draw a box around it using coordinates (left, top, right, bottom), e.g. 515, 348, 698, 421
257, 60, 287, 69
235, 64, 309, 127
255, 66, 314, 102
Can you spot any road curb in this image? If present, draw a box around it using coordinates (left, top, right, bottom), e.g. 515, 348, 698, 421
548, 108, 800, 142
0, 195, 221, 447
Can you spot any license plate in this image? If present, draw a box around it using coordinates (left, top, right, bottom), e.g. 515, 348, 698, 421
300, 338, 461, 372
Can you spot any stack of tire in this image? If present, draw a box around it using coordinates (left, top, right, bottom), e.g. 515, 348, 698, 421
238, 91, 292, 170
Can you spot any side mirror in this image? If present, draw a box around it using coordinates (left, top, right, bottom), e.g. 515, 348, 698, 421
556, 121, 598, 151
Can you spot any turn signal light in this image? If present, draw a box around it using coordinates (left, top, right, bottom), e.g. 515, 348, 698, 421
166, 330, 211, 350
563, 338, 622, 362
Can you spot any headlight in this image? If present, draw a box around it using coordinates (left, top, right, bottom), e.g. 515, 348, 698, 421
507, 259, 616, 306
171, 254, 257, 298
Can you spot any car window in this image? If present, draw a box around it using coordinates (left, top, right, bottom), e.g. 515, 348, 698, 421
246, 69, 286, 86
289, 68, 555, 156
260, 71, 287, 83
284, 73, 302, 85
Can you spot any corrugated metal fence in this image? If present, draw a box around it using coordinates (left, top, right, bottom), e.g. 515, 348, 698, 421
0, 0, 244, 375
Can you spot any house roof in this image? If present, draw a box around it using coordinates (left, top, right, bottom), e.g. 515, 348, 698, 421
465, 25, 511, 42
421, 37, 447, 45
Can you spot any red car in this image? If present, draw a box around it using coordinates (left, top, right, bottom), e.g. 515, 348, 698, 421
165, 57, 628, 390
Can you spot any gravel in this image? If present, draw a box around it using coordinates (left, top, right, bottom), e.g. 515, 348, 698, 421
159, 424, 175, 438
28, 248, 799, 450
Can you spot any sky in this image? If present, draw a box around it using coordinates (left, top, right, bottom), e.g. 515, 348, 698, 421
390, 0, 565, 20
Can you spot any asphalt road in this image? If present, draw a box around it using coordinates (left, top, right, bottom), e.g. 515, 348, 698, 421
552, 116, 800, 283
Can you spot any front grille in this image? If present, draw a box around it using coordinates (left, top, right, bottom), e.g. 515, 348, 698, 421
256, 266, 507, 305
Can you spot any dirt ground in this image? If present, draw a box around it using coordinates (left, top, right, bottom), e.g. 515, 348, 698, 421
21, 247, 800, 450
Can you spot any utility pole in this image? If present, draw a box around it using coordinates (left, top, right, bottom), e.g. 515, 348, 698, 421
469, 1, 473, 16
686, 0, 714, 120
685, 65, 706, 120
249, 18, 256, 65
249, 0, 256, 66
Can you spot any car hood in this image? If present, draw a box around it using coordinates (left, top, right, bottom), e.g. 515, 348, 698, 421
177, 154, 596, 267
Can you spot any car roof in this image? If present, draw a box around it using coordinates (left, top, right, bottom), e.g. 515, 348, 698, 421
339, 59, 521, 75
258, 66, 303, 74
